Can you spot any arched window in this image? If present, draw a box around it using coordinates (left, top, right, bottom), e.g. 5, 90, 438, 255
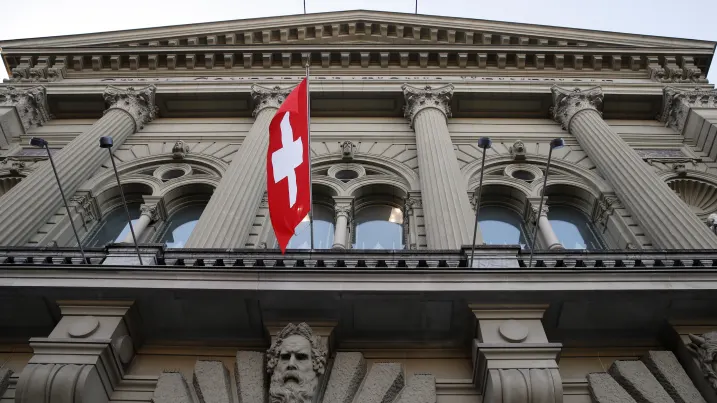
85, 203, 141, 247
354, 204, 404, 250
478, 206, 529, 248
286, 204, 335, 249
158, 204, 205, 248
548, 205, 603, 250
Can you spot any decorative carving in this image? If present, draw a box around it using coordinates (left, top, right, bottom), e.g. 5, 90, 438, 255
0, 158, 26, 176
267, 322, 327, 403
668, 178, 717, 219
709, 213, 717, 232
70, 194, 98, 224
673, 163, 688, 176
0, 86, 51, 131
661, 87, 717, 133
401, 84, 454, 127
139, 204, 160, 221
485, 369, 562, 403
510, 140, 527, 160
687, 331, 717, 392
103, 85, 158, 132
334, 205, 352, 222
550, 86, 603, 131
172, 140, 190, 159
592, 194, 621, 228
251, 84, 292, 117
341, 140, 356, 160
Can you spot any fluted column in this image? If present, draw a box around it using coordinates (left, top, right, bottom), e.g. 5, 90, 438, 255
332, 197, 353, 250
0, 85, 157, 246
121, 203, 159, 243
551, 86, 717, 249
402, 84, 479, 249
185, 85, 291, 248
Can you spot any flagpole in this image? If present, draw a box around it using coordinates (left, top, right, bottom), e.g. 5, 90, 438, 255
306, 61, 315, 251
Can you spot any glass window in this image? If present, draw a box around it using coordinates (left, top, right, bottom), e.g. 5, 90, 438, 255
354, 205, 403, 250
85, 203, 140, 247
287, 204, 335, 249
478, 206, 528, 248
549, 205, 603, 250
160, 205, 205, 248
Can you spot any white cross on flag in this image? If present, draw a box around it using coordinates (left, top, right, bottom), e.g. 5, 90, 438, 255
266, 78, 311, 253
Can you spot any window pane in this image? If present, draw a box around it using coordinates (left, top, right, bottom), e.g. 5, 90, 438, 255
549, 206, 603, 250
85, 203, 141, 247
354, 205, 403, 250
287, 205, 335, 249
161, 205, 205, 248
478, 206, 528, 248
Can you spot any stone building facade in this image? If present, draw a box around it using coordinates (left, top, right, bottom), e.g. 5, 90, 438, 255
1, 10, 717, 403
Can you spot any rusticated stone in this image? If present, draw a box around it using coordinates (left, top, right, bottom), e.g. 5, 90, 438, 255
642, 350, 706, 403
353, 362, 405, 403
193, 360, 233, 403
322, 352, 367, 403
153, 372, 193, 403
394, 374, 436, 403
236, 351, 267, 403
609, 360, 674, 403
587, 373, 637, 403
0, 368, 12, 396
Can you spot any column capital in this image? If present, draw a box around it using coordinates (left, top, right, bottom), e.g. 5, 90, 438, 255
251, 84, 293, 117
333, 196, 354, 220
401, 83, 454, 126
139, 203, 161, 221
661, 87, 717, 133
0, 85, 51, 131
550, 86, 603, 131
103, 85, 158, 132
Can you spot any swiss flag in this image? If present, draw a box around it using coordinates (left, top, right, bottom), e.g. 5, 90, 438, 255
266, 79, 311, 253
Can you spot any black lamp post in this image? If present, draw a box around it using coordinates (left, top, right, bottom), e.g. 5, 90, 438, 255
470, 137, 492, 268
30, 137, 88, 263
527, 138, 565, 268
99, 136, 143, 265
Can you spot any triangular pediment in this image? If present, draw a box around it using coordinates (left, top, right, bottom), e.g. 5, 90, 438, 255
1, 10, 713, 50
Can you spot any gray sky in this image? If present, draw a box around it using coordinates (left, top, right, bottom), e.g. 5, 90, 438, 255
1, 0, 716, 82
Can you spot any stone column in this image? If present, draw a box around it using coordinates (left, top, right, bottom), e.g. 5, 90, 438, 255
404, 194, 421, 250
551, 86, 717, 249
470, 304, 563, 403
332, 196, 353, 249
15, 300, 141, 403
527, 198, 563, 250
402, 84, 479, 249
121, 203, 160, 243
0, 86, 51, 148
0, 85, 157, 246
185, 84, 291, 248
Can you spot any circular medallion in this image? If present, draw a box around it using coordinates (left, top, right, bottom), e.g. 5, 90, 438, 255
68, 316, 100, 338
498, 319, 529, 343
113, 335, 134, 364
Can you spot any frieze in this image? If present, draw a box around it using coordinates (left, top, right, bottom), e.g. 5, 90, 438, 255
94, 75, 623, 83
635, 149, 686, 159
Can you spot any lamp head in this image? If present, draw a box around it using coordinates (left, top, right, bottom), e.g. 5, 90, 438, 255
550, 138, 565, 149
478, 137, 492, 149
29, 137, 48, 148
99, 136, 114, 149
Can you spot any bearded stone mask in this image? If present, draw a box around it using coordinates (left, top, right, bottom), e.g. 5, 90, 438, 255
267, 323, 326, 403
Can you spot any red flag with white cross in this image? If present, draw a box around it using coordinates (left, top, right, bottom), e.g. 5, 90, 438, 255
267, 79, 311, 253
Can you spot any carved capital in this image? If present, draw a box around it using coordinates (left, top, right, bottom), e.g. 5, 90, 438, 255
550, 86, 603, 131
139, 204, 160, 221
404, 197, 421, 215
661, 87, 717, 133
251, 84, 292, 117
0, 158, 26, 176
0, 86, 51, 131
687, 331, 717, 393
334, 205, 352, 222
401, 84, 453, 127
592, 194, 621, 228
103, 85, 158, 132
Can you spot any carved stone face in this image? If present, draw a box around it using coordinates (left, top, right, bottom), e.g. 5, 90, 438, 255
277, 335, 315, 385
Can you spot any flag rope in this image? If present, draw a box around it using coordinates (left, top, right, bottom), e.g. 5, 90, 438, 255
306, 62, 315, 251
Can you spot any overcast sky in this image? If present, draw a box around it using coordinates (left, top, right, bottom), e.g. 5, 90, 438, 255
1, 0, 715, 82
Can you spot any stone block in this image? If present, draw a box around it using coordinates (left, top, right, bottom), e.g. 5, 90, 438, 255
588, 373, 637, 403
322, 352, 366, 403
193, 360, 232, 403
353, 362, 405, 403
236, 351, 267, 403
395, 374, 436, 403
642, 350, 706, 403
152, 372, 193, 403
609, 360, 674, 403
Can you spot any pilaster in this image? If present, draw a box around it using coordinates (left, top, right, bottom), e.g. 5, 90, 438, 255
402, 84, 479, 249
0, 85, 157, 246
551, 85, 717, 249
185, 84, 292, 248
470, 304, 563, 403
661, 87, 717, 134
15, 300, 142, 403
0, 86, 51, 138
